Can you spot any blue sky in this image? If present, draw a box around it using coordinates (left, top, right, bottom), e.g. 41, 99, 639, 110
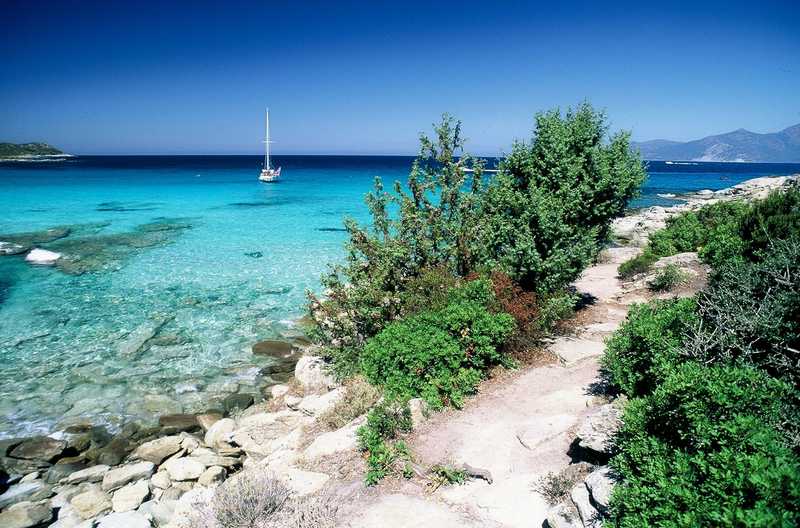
1, 0, 798, 155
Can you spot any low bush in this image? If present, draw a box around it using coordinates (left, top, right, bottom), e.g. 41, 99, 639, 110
285, 493, 339, 528
602, 298, 697, 398
428, 463, 468, 491
360, 280, 515, 409
646, 264, 689, 292
206, 470, 290, 528
609, 363, 800, 527
356, 400, 413, 485
617, 250, 658, 279
317, 376, 381, 430
739, 184, 800, 260
533, 464, 593, 505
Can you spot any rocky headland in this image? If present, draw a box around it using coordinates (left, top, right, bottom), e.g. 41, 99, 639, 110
0, 174, 796, 528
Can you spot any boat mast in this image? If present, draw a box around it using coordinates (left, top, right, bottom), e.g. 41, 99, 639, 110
264, 109, 271, 171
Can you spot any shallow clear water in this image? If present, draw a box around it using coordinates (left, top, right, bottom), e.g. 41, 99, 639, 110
1, 156, 798, 438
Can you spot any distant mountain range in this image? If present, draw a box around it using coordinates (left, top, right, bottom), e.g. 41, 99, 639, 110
634, 123, 800, 163
0, 142, 64, 157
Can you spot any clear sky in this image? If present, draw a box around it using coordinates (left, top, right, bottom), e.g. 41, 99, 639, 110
1, 0, 798, 155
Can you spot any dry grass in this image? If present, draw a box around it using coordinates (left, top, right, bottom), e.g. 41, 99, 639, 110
205, 470, 290, 528
532, 463, 594, 505
317, 376, 381, 431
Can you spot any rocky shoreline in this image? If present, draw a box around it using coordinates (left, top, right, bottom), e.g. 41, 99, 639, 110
1, 173, 796, 528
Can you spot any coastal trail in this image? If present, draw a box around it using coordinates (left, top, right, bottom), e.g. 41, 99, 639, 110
343, 248, 637, 528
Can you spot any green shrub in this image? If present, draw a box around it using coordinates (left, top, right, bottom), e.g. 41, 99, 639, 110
739, 184, 800, 260
356, 401, 413, 485
648, 211, 705, 256
473, 103, 645, 292
602, 298, 697, 397
617, 250, 658, 279
360, 280, 515, 409
647, 264, 689, 292
609, 363, 800, 527
687, 237, 800, 390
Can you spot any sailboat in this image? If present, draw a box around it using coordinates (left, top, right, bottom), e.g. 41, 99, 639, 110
259, 109, 281, 182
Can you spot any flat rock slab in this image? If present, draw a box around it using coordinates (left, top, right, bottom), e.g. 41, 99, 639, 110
0, 500, 53, 528
102, 462, 155, 491
349, 494, 487, 528
134, 436, 182, 465
111, 479, 150, 512
550, 337, 605, 366
71, 487, 112, 519
0, 481, 47, 509
96, 510, 152, 528
9, 436, 66, 462
64, 464, 110, 485
163, 457, 205, 481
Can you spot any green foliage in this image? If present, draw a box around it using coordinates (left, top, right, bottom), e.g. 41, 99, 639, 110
609, 363, 800, 527
429, 464, 468, 489
687, 237, 800, 390
360, 280, 515, 409
647, 264, 689, 292
602, 298, 697, 398
0, 142, 63, 157
647, 211, 705, 256
617, 251, 658, 279
473, 103, 645, 292
739, 184, 800, 260
356, 401, 413, 485
307, 115, 487, 377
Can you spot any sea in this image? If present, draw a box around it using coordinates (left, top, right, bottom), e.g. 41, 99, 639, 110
1, 156, 799, 438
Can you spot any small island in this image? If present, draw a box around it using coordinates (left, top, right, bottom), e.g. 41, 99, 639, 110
0, 142, 71, 161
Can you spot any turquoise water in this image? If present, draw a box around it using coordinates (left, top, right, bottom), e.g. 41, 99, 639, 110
1, 156, 799, 438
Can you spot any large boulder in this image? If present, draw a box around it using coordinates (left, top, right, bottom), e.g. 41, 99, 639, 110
298, 388, 344, 416
111, 479, 150, 512
576, 403, 622, 458
70, 486, 112, 519
570, 482, 602, 528
0, 500, 53, 528
294, 356, 336, 393
158, 414, 200, 434
203, 418, 236, 449
133, 436, 182, 465
25, 248, 62, 265
9, 436, 67, 463
64, 464, 110, 485
162, 457, 205, 481
0, 481, 47, 509
544, 503, 582, 528
102, 462, 155, 492
585, 466, 614, 513
137, 499, 176, 527
96, 510, 152, 528
303, 419, 361, 460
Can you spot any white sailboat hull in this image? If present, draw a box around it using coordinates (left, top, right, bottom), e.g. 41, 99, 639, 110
259, 167, 281, 182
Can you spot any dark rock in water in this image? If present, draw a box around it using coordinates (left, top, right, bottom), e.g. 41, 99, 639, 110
45, 461, 88, 484
0, 438, 24, 457
0, 456, 49, 475
290, 335, 312, 347
85, 435, 133, 467
244, 251, 263, 258
223, 394, 254, 414
252, 339, 296, 358
260, 359, 297, 375
9, 437, 66, 463
0, 226, 71, 254
158, 414, 200, 434
316, 227, 348, 232
267, 371, 294, 384
96, 201, 160, 212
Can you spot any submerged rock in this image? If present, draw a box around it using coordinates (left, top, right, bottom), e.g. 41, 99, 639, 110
24, 248, 62, 265
9, 436, 67, 463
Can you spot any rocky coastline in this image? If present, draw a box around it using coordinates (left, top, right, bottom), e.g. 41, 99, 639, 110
1, 173, 797, 528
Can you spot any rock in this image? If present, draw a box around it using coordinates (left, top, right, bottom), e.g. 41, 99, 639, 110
576, 403, 622, 457
303, 419, 361, 460
134, 436, 182, 465
96, 510, 152, 528
0, 241, 27, 255
231, 411, 308, 458
46, 462, 88, 484
0, 481, 47, 509
189, 453, 240, 469
544, 503, 582, 528
197, 466, 226, 486
162, 458, 205, 481
111, 479, 149, 512
195, 413, 222, 432
20, 471, 39, 483
571, 482, 602, 528
223, 393, 254, 414
270, 384, 289, 399
150, 471, 171, 490
25, 248, 62, 265
9, 436, 67, 462
160, 486, 185, 501
298, 388, 344, 416
0, 500, 53, 528
102, 462, 155, 492
276, 467, 330, 497
169, 486, 214, 527
585, 466, 614, 513
203, 418, 236, 449
137, 499, 175, 527
87, 436, 133, 466
50, 485, 84, 509
252, 340, 296, 357
142, 394, 182, 416
285, 394, 302, 410
71, 486, 112, 519
50, 502, 83, 527
408, 398, 429, 429
64, 464, 110, 485
158, 414, 199, 434
179, 435, 200, 453
294, 356, 336, 393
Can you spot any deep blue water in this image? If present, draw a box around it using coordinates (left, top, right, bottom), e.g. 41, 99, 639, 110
0, 156, 798, 438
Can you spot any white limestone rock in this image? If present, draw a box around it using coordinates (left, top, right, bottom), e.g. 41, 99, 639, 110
111, 479, 150, 512
162, 458, 205, 481
102, 462, 155, 492
25, 248, 61, 265
65, 465, 110, 485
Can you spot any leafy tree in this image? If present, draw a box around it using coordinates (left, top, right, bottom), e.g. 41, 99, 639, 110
473, 103, 645, 292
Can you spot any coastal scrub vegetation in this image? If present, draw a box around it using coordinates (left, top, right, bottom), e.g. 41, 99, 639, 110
308, 102, 645, 483
602, 184, 800, 525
